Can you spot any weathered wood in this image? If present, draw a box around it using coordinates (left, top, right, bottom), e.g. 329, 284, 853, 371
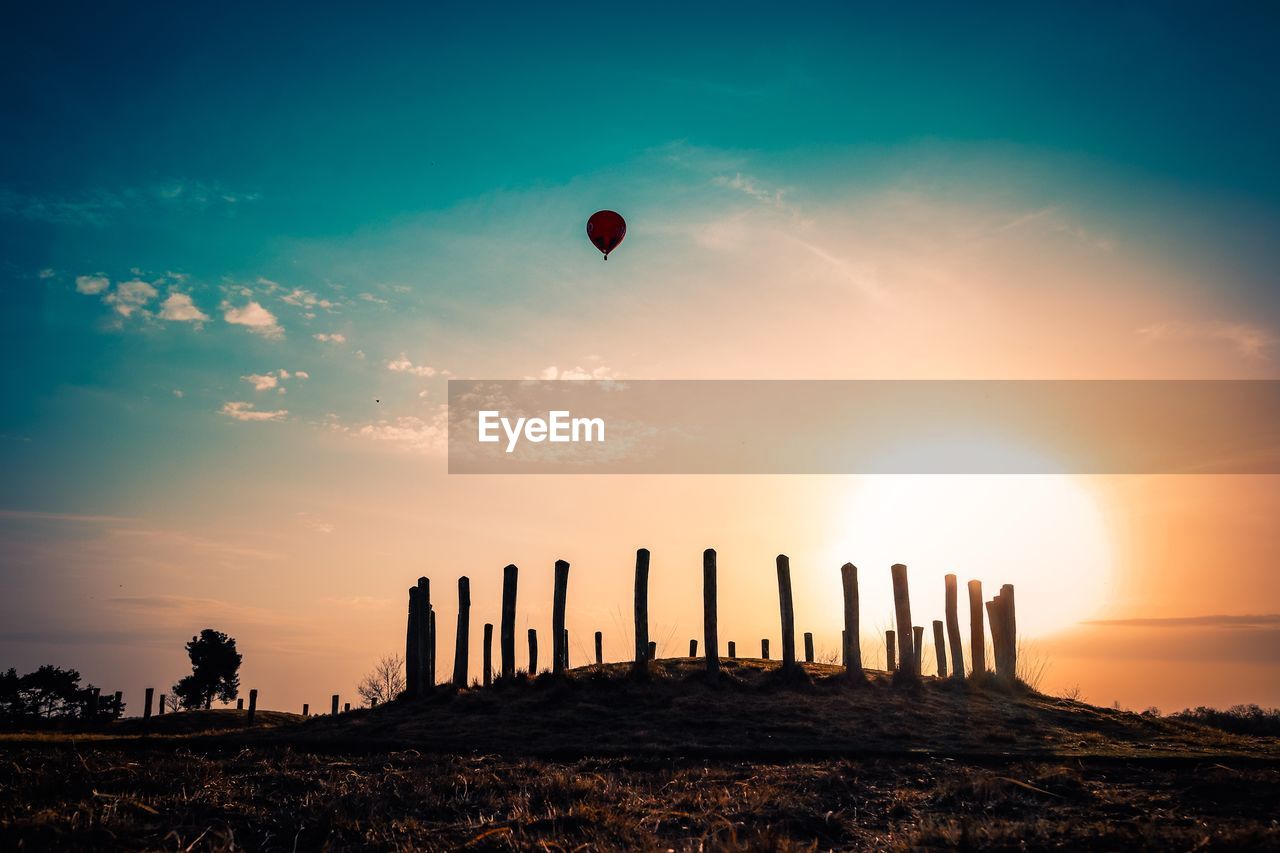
913, 625, 924, 672
237, 698, 244, 710
703, 548, 719, 675
633, 548, 650, 671
776, 554, 797, 671
886, 630, 897, 671
528, 628, 538, 674
968, 580, 986, 675
453, 576, 471, 687
406, 586, 419, 696
986, 598, 1005, 679
804, 632, 814, 663
932, 620, 948, 678
246, 688, 258, 726
840, 563, 864, 680
761, 638, 770, 660
428, 607, 436, 687
500, 564, 518, 679
890, 564, 917, 679
944, 574, 965, 679
144, 687, 154, 720
552, 559, 570, 675
302, 703, 309, 716
686, 638, 696, 657
647, 640, 657, 659
728, 641, 736, 659
1002, 583, 1017, 681
331, 694, 339, 715
483, 622, 494, 686
595, 630, 603, 665
416, 577, 431, 696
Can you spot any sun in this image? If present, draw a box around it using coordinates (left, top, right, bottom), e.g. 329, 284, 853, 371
822, 475, 1114, 637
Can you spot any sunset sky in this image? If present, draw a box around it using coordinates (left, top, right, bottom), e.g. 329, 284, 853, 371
2, 4, 1278, 713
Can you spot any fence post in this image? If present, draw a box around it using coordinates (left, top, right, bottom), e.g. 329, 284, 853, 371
776, 554, 797, 671
246, 688, 257, 726
144, 687, 154, 720
483, 623, 494, 686
1002, 583, 1017, 681
113, 691, 123, 719
968, 580, 985, 676
563, 630, 570, 669
552, 559, 570, 675
986, 598, 1005, 679
237, 698, 244, 710
406, 585, 420, 697
886, 630, 896, 671
453, 576, 471, 687
428, 607, 437, 687
633, 549, 650, 672
890, 564, 917, 680
804, 632, 814, 663
840, 563, 864, 681
86, 687, 99, 719
689, 639, 698, 657
158, 694, 165, 715
944, 574, 965, 679
331, 694, 339, 715
303, 703, 309, 716
528, 628, 538, 674
501, 564, 518, 680
702, 548, 719, 675
648, 640, 656, 660
595, 630, 603, 665
932, 620, 948, 678
728, 641, 736, 659
761, 638, 770, 660
913, 625, 924, 672
344, 702, 351, 712
416, 577, 431, 696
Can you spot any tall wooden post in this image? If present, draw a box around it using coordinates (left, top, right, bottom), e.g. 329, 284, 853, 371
912, 625, 924, 672
886, 630, 896, 671
428, 608, 437, 687
500, 564, 518, 680
728, 641, 736, 659
944, 574, 965, 679
804, 632, 814, 663
158, 695, 165, 715
406, 586, 419, 697
776, 554, 797, 671
483, 623, 494, 687
890, 564, 917, 679
840, 563, 864, 680
528, 628, 538, 674
1002, 583, 1017, 681
144, 687, 154, 720
246, 688, 257, 725
703, 548, 719, 675
968, 580, 986, 675
761, 638, 770, 660
633, 548, 650, 672
932, 620, 948, 678
986, 598, 1004, 678
552, 559, 570, 675
453, 576, 471, 687
416, 577, 431, 696
595, 631, 603, 665
331, 694, 339, 715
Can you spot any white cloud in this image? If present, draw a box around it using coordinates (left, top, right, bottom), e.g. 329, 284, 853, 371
536, 365, 620, 380
280, 287, 335, 310
223, 301, 284, 339
242, 373, 279, 391
1138, 320, 1277, 361
75, 274, 110, 295
313, 332, 346, 344
220, 401, 287, 422
294, 370, 309, 380
157, 292, 209, 323
38, 268, 56, 280
359, 292, 388, 305
339, 406, 449, 453
387, 354, 438, 377
104, 279, 158, 316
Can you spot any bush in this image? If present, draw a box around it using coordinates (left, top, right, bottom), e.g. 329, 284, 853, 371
1170, 704, 1280, 736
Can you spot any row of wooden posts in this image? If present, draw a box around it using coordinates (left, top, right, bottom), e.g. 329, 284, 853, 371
403, 550, 1018, 693
131, 686, 370, 725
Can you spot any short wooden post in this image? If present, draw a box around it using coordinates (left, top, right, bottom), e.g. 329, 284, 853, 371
776, 555, 797, 671
886, 630, 896, 671
552, 559, 570, 675
246, 688, 257, 725
406, 585, 420, 697
483, 622, 494, 686
453, 576, 471, 687
890, 564, 917, 679
144, 687, 154, 720
932, 620, 948, 678
1002, 583, 1017, 681
428, 607, 437, 687
968, 580, 985, 675
500, 564, 518, 679
528, 628, 538, 674
113, 691, 123, 718
158, 694, 165, 715
689, 639, 698, 657
303, 703, 309, 716
912, 625, 924, 672
633, 549, 650, 672
237, 698, 244, 710
647, 640, 656, 659
595, 631, 603, 665
728, 641, 736, 658
416, 577, 431, 696
331, 694, 339, 715
761, 638, 770, 660
703, 548, 719, 675
804, 632, 814, 663
944, 574, 965, 679
840, 563, 864, 680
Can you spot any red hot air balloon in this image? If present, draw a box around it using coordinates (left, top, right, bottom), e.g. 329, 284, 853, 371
586, 210, 626, 259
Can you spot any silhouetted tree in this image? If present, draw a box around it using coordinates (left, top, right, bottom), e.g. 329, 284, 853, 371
0, 665, 94, 719
357, 654, 405, 706
172, 629, 241, 710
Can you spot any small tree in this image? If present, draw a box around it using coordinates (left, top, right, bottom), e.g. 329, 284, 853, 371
357, 654, 405, 706
15, 665, 92, 719
173, 629, 242, 710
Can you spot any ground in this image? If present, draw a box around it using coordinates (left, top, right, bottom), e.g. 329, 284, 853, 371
2, 659, 1277, 850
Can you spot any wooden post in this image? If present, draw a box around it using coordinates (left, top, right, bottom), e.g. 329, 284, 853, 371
986, 598, 1005, 678
416, 577, 431, 696
595, 630, 603, 665
840, 563, 864, 680
633, 548, 650, 672
144, 687, 154, 720
246, 688, 257, 726
968, 580, 986, 675
689, 639, 698, 657
331, 694, 339, 715
647, 640, 656, 660
428, 607, 437, 687
86, 687, 99, 719
528, 628, 538, 674
303, 703, 309, 716
913, 625, 924, 672
761, 638, 770, 660
932, 620, 948, 678
406, 585, 420, 697
344, 702, 351, 712
483, 622, 494, 686
563, 629, 570, 669
890, 564, 916, 679
804, 632, 814, 663
886, 630, 896, 671
1002, 583, 1017, 681
113, 691, 123, 719
158, 695, 165, 715
237, 698, 244, 710
776, 554, 797, 671
703, 548, 719, 675
453, 576, 471, 687
944, 574, 965, 679
500, 564, 518, 680
552, 559, 570, 675
728, 641, 736, 659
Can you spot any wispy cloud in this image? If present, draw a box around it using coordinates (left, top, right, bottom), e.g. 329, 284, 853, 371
387, 354, 438, 377
220, 401, 288, 422
74, 274, 110, 295
335, 405, 449, 453
0, 180, 259, 225
1138, 320, 1276, 360
313, 332, 346, 343
1084, 614, 1280, 628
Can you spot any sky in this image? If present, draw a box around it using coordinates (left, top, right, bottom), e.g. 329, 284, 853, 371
2, 3, 1279, 714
